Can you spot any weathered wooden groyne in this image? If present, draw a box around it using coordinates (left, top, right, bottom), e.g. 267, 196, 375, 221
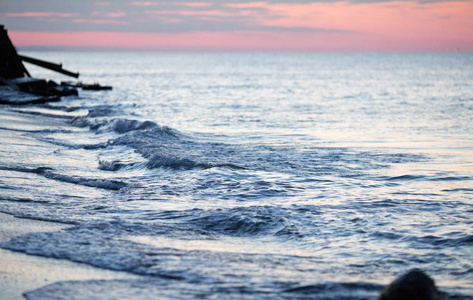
1, 24, 109, 105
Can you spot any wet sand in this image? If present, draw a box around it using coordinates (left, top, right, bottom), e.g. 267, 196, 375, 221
0, 108, 136, 299
0, 212, 139, 300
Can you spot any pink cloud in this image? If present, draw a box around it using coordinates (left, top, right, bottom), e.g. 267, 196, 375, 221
242, 1, 473, 36
225, 2, 268, 9
5, 12, 78, 18
146, 9, 250, 17
176, 2, 213, 8
130, 1, 212, 7
130, 1, 159, 6
5, 1, 473, 52
72, 19, 128, 25
92, 11, 127, 18
107, 12, 126, 18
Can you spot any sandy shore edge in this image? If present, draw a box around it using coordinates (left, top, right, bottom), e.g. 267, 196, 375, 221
0, 212, 139, 300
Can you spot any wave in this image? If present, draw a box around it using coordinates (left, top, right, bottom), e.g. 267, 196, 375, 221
44, 172, 127, 191
191, 206, 299, 237
0, 226, 383, 300
0, 226, 186, 279
371, 230, 473, 248
22, 279, 386, 300
0, 126, 75, 134
0, 166, 127, 190
98, 160, 127, 171
22, 278, 473, 300
146, 153, 212, 170
442, 188, 473, 193
67, 111, 428, 177
71, 116, 179, 136
370, 174, 473, 182
284, 282, 383, 299
417, 234, 473, 247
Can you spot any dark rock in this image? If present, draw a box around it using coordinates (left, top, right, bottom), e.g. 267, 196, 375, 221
378, 269, 447, 300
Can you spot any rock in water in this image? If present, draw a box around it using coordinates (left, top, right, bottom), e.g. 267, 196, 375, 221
378, 269, 447, 300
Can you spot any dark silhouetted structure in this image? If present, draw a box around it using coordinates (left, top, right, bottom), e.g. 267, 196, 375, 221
1, 24, 110, 104
0, 25, 30, 79
378, 269, 447, 300
0, 25, 80, 104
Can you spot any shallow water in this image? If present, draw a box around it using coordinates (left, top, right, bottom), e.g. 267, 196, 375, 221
1, 53, 473, 299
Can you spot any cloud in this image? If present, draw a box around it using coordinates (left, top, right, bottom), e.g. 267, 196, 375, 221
5, 12, 78, 18
93, 2, 111, 6
225, 2, 269, 8
176, 2, 213, 7
145, 9, 251, 17
92, 11, 127, 18
72, 19, 129, 25
4, 0, 472, 52
107, 12, 127, 18
1, 0, 472, 52
130, 1, 160, 6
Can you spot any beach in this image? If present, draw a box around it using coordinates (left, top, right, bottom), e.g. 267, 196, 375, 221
0, 108, 139, 299
0, 53, 472, 299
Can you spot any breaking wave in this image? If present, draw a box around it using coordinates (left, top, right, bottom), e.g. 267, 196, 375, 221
0, 166, 127, 190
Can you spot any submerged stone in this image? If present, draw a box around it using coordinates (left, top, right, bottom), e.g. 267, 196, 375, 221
378, 269, 447, 300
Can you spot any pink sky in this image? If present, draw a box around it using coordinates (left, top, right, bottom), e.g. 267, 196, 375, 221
3, 1, 473, 52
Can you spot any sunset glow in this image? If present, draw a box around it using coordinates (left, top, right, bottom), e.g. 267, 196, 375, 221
2, 0, 472, 52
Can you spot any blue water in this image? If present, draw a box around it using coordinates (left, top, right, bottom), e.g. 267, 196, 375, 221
1, 53, 473, 299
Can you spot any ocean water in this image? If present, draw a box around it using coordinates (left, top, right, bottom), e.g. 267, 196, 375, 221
1, 52, 472, 299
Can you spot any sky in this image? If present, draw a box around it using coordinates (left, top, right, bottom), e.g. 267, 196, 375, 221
1, 0, 472, 52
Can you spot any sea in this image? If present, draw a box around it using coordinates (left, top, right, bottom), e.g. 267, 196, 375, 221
1, 52, 472, 299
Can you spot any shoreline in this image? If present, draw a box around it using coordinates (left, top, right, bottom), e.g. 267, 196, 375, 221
0, 212, 139, 300
0, 107, 139, 299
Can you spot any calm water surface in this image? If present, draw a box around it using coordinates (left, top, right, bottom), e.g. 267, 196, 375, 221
1, 53, 472, 299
